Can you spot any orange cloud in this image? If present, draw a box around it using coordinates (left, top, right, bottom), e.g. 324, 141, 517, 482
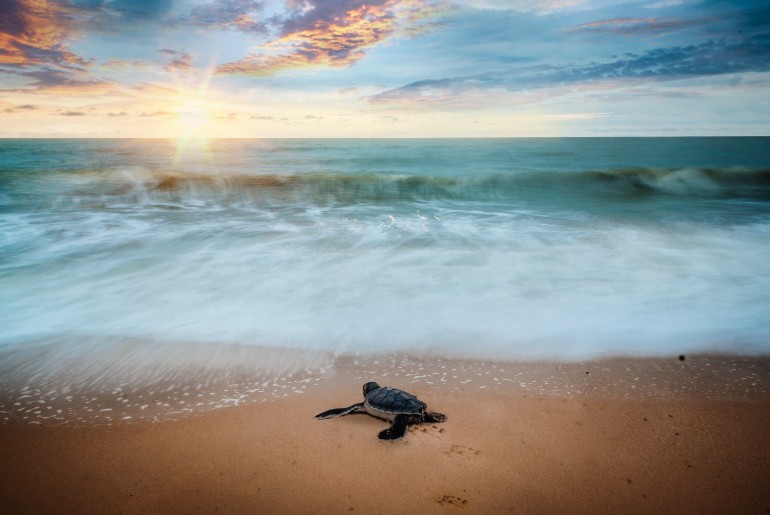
0, 0, 86, 67
217, 0, 449, 75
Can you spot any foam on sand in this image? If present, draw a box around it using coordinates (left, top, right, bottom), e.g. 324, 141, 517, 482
1, 352, 768, 513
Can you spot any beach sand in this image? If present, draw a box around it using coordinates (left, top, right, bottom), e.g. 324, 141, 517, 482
1, 354, 769, 514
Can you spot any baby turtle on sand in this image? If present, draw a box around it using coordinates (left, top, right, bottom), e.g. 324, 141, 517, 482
314, 382, 447, 440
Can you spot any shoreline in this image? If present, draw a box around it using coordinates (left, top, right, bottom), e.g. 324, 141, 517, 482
1, 353, 769, 513
2, 351, 768, 426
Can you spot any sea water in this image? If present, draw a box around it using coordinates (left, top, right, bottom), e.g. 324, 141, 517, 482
1, 138, 769, 391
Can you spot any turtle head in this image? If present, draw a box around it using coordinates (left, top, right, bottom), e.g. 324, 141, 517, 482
363, 382, 380, 397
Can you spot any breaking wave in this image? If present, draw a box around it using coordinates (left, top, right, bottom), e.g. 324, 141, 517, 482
584, 167, 770, 198
20, 166, 770, 210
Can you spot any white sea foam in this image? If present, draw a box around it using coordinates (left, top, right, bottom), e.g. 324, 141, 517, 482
1, 138, 769, 400
2, 203, 768, 361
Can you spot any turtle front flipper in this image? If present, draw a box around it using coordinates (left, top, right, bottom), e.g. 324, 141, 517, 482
378, 414, 410, 440
424, 411, 447, 423
314, 403, 363, 419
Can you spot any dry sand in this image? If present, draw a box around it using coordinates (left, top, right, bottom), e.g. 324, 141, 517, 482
1, 354, 769, 514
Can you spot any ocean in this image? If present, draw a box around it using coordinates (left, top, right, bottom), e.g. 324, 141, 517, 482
1, 138, 770, 408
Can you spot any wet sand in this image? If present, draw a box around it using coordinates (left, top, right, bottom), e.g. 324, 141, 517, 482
1, 354, 769, 513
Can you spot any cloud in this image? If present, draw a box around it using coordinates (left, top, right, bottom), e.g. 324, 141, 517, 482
4, 66, 116, 93
187, 0, 265, 32
0, 0, 87, 68
59, 110, 87, 116
463, 0, 584, 12
2, 102, 39, 112
130, 82, 179, 96
337, 86, 360, 94
643, 0, 684, 9
568, 3, 770, 38
569, 17, 693, 35
100, 50, 194, 73
100, 58, 153, 70
67, 0, 264, 34
278, 0, 392, 34
250, 114, 273, 119
370, 33, 770, 105
216, 0, 450, 75
107, 111, 128, 116
138, 110, 173, 117
160, 49, 195, 73
0, 0, 125, 96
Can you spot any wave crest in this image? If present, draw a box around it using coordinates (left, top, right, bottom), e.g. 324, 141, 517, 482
52, 166, 770, 208
588, 167, 770, 198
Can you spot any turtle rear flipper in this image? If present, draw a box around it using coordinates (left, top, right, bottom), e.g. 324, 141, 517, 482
378, 414, 410, 440
314, 403, 363, 419
424, 411, 447, 423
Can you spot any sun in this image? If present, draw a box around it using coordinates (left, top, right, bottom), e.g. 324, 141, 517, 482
177, 98, 212, 138
172, 97, 214, 164
169, 63, 219, 161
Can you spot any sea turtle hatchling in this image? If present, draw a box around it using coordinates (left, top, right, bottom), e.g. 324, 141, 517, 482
314, 382, 447, 440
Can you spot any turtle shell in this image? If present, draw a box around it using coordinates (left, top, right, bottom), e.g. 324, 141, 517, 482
365, 387, 427, 415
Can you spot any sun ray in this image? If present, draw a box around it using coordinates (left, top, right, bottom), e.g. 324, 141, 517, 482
171, 60, 219, 165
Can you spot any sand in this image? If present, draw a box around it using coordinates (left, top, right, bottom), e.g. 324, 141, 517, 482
1, 354, 769, 514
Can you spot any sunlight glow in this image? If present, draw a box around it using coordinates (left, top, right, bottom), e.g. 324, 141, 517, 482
178, 99, 211, 135
173, 97, 213, 164
172, 63, 218, 163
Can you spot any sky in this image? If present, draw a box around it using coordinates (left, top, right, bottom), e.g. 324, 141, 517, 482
1, 0, 769, 137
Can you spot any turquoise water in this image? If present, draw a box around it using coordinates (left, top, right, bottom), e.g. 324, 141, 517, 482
1, 138, 769, 375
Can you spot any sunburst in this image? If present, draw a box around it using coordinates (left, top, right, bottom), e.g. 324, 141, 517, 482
172, 63, 217, 164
